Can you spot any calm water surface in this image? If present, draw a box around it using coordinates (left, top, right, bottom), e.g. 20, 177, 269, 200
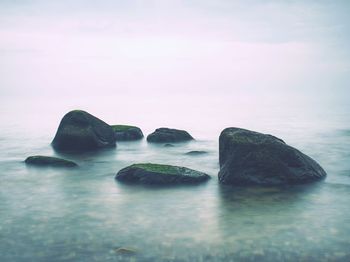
1, 97, 350, 261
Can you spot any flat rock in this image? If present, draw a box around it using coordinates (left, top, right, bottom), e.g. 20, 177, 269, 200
111, 125, 144, 141
219, 127, 327, 186
147, 128, 194, 143
114, 247, 138, 256
185, 150, 208, 156
25, 155, 77, 167
115, 163, 210, 185
52, 110, 116, 151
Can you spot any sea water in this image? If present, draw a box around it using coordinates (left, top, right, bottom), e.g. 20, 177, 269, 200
1, 95, 350, 261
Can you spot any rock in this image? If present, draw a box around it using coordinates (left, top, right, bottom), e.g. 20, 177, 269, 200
219, 127, 327, 185
52, 110, 116, 151
25, 155, 77, 167
164, 143, 175, 147
185, 150, 208, 156
111, 125, 144, 141
115, 163, 210, 185
147, 128, 194, 143
114, 247, 137, 256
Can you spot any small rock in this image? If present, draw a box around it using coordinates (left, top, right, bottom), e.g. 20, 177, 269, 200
185, 151, 208, 156
25, 156, 77, 168
147, 128, 194, 143
114, 247, 138, 255
111, 125, 144, 141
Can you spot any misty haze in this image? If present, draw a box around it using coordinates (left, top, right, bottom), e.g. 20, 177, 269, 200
1, 1, 350, 261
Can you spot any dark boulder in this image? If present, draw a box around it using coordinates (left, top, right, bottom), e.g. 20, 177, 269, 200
25, 155, 77, 167
111, 125, 143, 141
219, 127, 327, 186
52, 110, 116, 151
147, 128, 193, 143
115, 163, 210, 185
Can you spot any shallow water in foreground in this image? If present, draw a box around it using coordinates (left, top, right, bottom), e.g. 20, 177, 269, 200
1, 100, 350, 261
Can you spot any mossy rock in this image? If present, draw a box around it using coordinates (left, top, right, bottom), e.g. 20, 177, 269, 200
111, 125, 143, 141
25, 155, 77, 168
219, 127, 327, 186
115, 163, 210, 185
147, 128, 194, 143
52, 110, 116, 151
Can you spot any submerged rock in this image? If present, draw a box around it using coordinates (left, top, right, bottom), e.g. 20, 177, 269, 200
115, 163, 210, 185
25, 155, 77, 167
52, 110, 116, 151
185, 150, 208, 156
219, 127, 327, 186
111, 125, 143, 141
114, 247, 138, 256
164, 143, 175, 147
147, 128, 194, 143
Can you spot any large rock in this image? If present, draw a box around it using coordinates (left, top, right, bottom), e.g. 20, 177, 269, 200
111, 125, 144, 141
25, 155, 77, 167
219, 127, 327, 185
52, 110, 116, 151
147, 128, 194, 143
115, 163, 210, 185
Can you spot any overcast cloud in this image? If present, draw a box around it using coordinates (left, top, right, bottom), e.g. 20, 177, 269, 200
0, 0, 349, 102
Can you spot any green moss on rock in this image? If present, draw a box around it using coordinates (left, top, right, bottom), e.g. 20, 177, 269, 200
111, 125, 137, 132
130, 163, 179, 175
111, 124, 144, 141
147, 128, 193, 143
219, 127, 327, 186
116, 163, 210, 185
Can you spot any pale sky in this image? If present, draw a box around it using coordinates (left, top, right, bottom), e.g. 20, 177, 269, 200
0, 0, 349, 103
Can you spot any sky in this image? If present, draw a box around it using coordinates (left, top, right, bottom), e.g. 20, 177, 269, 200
0, 0, 349, 104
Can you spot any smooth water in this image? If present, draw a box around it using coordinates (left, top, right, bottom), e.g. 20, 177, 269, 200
1, 97, 350, 261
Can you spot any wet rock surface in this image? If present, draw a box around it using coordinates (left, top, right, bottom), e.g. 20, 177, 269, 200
219, 127, 327, 185
111, 125, 143, 141
147, 128, 194, 143
115, 163, 210, 185
185, 150, 208, 156
25, 155, 77, 167
52, 110, 116, 151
